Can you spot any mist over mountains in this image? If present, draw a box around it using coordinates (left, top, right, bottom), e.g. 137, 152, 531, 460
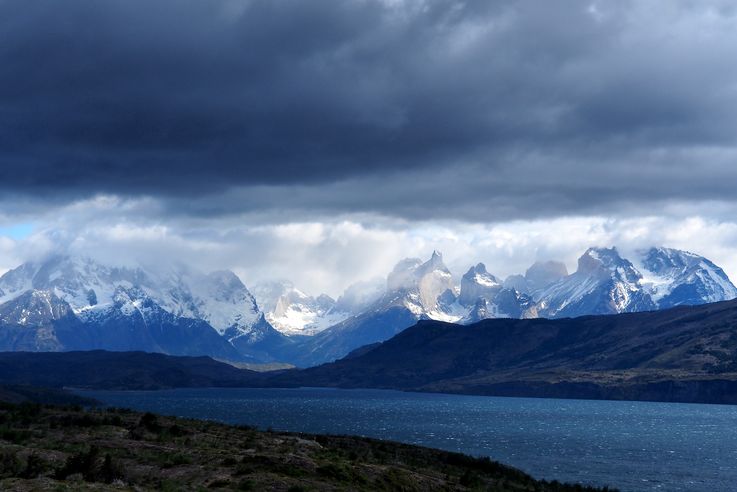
0, 246, 734, 367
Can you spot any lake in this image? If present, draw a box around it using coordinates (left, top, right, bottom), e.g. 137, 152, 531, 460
77, 387, 737, 491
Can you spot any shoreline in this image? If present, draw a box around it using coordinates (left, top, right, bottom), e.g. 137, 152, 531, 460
0, 400, 612, 491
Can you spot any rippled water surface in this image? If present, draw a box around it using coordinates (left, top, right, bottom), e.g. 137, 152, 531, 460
78, 387, 737, 491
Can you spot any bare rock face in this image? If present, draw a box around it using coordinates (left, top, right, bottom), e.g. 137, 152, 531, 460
386, 251, 454, 313
458, 263, 501, 307
417, 252, 454, 312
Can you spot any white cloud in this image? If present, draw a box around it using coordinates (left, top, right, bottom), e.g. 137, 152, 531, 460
3, 195, 737, 298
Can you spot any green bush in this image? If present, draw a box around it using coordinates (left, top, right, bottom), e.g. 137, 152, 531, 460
237, 479, 255, 490
139, 412, 161, 433
162, 453, 192, 468
0, 426, 32, 444
0, 449, 22, 478
99, 453, 124, 483
20, 453, 46, 479
317, 463, 355, 483
55, 446, 99, 481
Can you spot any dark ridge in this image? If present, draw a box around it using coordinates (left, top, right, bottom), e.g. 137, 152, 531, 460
0, 350, 265, 390
264, 299, 737, 404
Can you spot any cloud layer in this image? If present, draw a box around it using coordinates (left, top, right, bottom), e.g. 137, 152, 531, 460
2, 1, 737, 294
2, 0, 737, 220
3, 196, 737, 297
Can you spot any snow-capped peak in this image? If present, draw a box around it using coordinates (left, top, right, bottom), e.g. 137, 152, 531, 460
250, 280, 352, 337
0, 255, 266, 339
458, 263, 501, 306
578, 247, 628, 273
638, 247, 737, 307
469, 263, 500, 286
535, 247, 654, 318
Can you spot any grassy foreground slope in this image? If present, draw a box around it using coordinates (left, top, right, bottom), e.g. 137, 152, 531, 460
0, 403, 613, 491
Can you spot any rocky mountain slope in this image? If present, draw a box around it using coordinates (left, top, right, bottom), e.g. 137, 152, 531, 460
0, 256, 291, 362
0, 288, 246, 361
252, 280, 350, 336
284, 246, 736, 365
534, 247, 657, 318
286, 252, 457, 366
458, 263, 536, 322
638, 246, 737, 308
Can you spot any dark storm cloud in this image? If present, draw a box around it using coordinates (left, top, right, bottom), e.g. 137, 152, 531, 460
2, 0, 737, 219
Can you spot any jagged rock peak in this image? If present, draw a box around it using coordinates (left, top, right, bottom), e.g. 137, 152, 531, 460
464, 263, 487, 276
419, 250, 450, 275
576, 247, 637, 277
459, 262, 502, 307
461, 263, 500, 286
387, 252, 450, 292
429, 250, 444, 266
383, 252, 454, 315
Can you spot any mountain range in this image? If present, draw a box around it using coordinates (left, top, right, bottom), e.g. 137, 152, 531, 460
0, 256, 292, 362
0, 246, 734, 366
272, 246, 737, 365
5, 297, 737, 404
261, 297, 737, 404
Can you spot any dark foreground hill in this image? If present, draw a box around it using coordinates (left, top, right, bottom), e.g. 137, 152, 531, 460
269, 299, 737, 404
0, 403, 611, 491
0, 350, 265, 390
0, 385, 96, 406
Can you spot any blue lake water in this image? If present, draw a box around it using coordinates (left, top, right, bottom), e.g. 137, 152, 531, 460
77, 387, 737, 492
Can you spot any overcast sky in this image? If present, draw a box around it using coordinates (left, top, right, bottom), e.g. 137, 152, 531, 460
2, 0, 737, 296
